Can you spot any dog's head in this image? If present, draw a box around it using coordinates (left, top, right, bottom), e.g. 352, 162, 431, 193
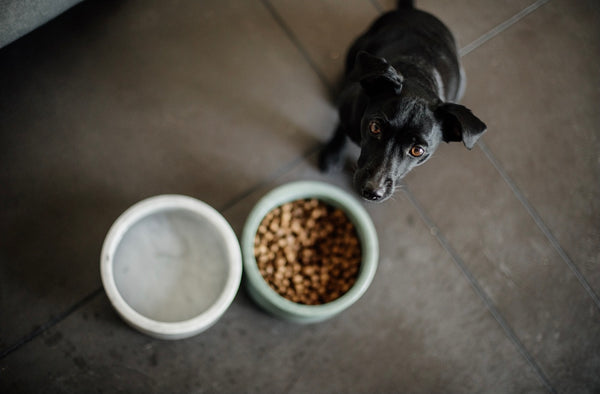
351, 52, 487, 202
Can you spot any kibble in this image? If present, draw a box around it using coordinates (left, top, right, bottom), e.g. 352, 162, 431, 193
254, 198, 361, 305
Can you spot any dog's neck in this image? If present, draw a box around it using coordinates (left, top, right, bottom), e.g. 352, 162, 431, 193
392, 56, 445, 102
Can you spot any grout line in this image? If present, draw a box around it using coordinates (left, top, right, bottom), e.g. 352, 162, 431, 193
246, 2, 576, 392
369, 0, 551, 57
0, 143, 323, 360
219, 142, 322, 213
0, 144, 323, 360
0, 0, 332, 359
259, 0, 332, 91
459, 0, 551, 57
401, 185, 557, 394
266, 0, 560, 392
478, 140, 600, 311
0, 1, 566, 385
0, 287, 104, 360
367, 0, 559, 389
369, 0, 384, 13
455, 0, 600, 316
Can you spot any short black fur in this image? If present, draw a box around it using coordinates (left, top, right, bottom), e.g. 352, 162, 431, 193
319, 1, 487, 202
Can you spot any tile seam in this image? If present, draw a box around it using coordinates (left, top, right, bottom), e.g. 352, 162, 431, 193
0, 4, 567, 389
459, 0, 552, 57
369, 0, 557, 390
477, 140, 600, 311
219, 142, 322, 213
369, 0, 384, 13
372, 0, 551, 57
244, 3, 571, 392
0, 144, 323, 360
279, 1, 558, 392
0, 0, 333, 358
259, 0, 332, 91
0, 287, 104, 360
401, 185, 557, 393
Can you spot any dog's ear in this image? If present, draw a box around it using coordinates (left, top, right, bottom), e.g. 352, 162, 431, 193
351, 51, 403, 97
435, 103, 487, 149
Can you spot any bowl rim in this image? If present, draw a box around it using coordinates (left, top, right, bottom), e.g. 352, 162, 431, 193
100, 194, 242, 339
241, 181, 379, 320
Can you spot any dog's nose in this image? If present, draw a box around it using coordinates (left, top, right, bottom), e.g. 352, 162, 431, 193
361, 186, 385, 201
360, 178, 392, 201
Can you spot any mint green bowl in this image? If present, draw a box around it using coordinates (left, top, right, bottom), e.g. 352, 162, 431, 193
241, 181, 379, 323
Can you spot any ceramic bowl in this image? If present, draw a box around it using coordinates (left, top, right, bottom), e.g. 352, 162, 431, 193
241, 181, 379, 323
100, 195, 242, 340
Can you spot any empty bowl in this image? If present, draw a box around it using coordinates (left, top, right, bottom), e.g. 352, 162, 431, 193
100, 195, 242, 340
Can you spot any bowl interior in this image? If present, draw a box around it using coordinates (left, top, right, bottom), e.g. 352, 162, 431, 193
101, 195, 242, 338
113, 208, 231, 322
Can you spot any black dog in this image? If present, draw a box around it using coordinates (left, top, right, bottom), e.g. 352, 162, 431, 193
319, 0, 487, 202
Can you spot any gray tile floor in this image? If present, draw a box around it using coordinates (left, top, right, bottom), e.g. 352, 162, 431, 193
1, 0, 598, 392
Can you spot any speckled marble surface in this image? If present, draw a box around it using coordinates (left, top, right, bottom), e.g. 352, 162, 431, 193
112, 209, 230, 323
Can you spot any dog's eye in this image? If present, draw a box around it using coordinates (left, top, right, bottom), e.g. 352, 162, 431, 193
369, 121, 381, 135
410, 145, 425, 157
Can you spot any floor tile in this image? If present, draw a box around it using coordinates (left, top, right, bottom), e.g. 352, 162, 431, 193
269, 0, 543, 86
268, 0, 380, 84
397, 1, 600, 390
286, 166, 545, 393
404, 136, 600, 391
0, 291, 338, 393
462, 0, 600, 294
1, 0, 599, 392
1, 159, 545, 393
0, 0, 334, 350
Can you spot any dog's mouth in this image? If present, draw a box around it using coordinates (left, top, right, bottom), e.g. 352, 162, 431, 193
353, 169, 395, 203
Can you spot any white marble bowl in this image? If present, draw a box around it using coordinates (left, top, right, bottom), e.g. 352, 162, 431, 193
100, 195, 242, 340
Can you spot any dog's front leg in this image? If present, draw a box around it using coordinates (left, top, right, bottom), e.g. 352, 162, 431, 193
318, 124, 348, 173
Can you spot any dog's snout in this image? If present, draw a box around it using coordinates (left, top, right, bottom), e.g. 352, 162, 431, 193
361, 178, 392, 201
361, 186, 385, 201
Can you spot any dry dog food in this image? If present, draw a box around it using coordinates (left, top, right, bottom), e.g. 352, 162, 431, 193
253, 198, 361, 305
